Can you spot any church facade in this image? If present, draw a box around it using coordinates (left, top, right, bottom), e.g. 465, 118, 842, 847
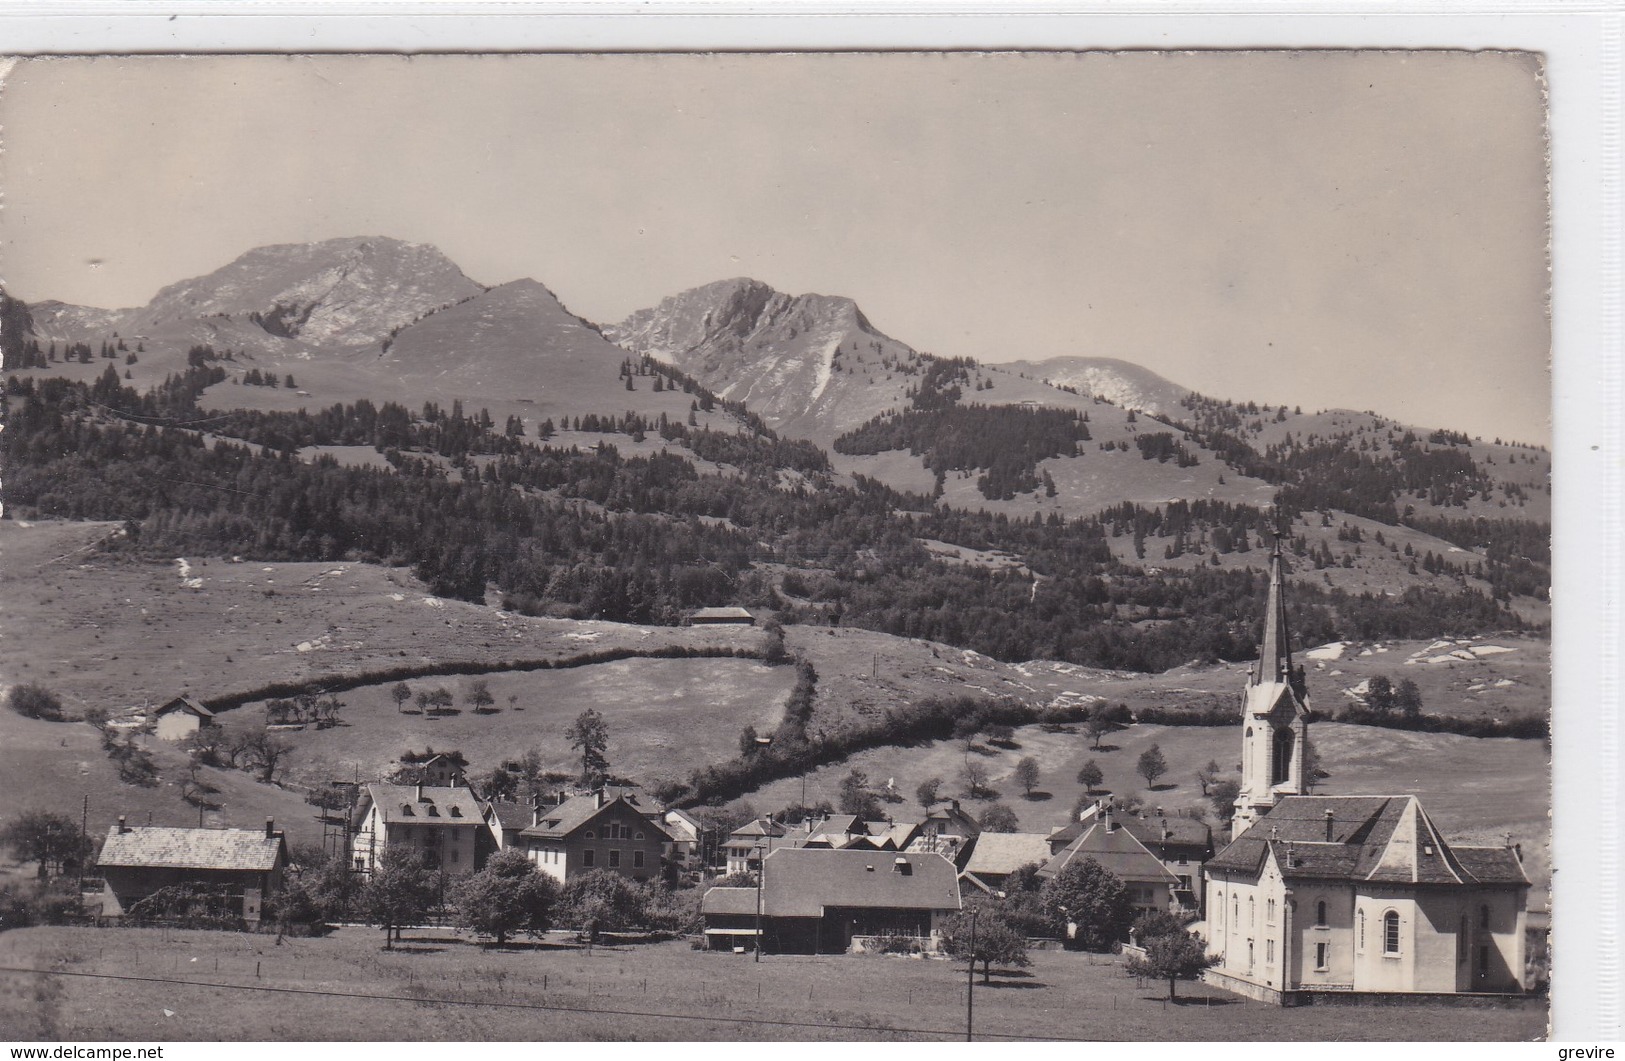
1201, 536, 1531, 1004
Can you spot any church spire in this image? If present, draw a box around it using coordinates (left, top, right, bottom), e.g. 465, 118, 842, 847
1252, 531, 1293, 686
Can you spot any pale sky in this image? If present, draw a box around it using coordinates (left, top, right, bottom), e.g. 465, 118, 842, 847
0, 52, 1549, 444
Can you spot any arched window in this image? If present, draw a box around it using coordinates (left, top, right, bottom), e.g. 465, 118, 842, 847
1249, 896, 1256, 926
1316, 900, 1327, 927
1383, 911, 1401, 955
1273, 728, 1295, 785
1358, 910, 1366, 950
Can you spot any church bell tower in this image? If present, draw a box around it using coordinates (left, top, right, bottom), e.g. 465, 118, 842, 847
1232, 529, 1312, 838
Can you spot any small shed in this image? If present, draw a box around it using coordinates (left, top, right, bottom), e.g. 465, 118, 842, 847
152, 697, 215, 742
688, 607, 756, 627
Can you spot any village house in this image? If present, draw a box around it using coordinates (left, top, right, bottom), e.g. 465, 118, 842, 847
1036, 804, 1181, 922
959, 831, 1053, 895
1198, 536, 1532, 1004
1049, 801, 1213, 911
350, 782, 490, 876
94, 817, 285, 923
151, 696, 215, 742
905, 800, 981, 864
520, 789, 672, 883
662, 807, 702, 871
723, 816, 787, 875
701, 848, 962, 954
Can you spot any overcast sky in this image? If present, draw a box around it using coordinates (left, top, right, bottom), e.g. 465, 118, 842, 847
0, 52, 1549, 443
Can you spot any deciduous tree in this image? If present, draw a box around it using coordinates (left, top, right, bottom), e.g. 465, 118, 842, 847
452, 849, 558, 946
1, 812, 91, 879
1076, 760, 1104, 794
940, 900, 1030, 983
1137, 744, 1169, 789
567, 708, 611, 789
360, 846, 437, 949
978, 803, 1020, 833
1040, 856, 1133, 951
1013, 756, 1041, 798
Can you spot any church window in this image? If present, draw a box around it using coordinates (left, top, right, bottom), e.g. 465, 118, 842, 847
1315, 942, 1329, 970
1267, 898, 1276, 923
1247, 940, 1254, 971
1480, 904, 1491, 930
1383, 911, 1401, 955
1266, 939, 1275, 964
1316, 900, 1327, 926
1249, 897, 1255, 926
1272, 728, 1295, 785
1358, 910, 1366, 950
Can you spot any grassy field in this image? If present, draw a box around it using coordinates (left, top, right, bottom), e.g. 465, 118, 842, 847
255, 657, 797, 792
746, 720, 1550, 910
0, 926, 1546, 1042
0, 520, 764, 717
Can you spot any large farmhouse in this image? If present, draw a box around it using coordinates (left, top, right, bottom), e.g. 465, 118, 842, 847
1199, 537, 1532, 1004
701, 848, 962, 954
95, 818, 286, 923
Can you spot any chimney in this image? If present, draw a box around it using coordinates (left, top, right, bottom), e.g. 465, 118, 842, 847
117, 815, 128, 834
950, 799, 960, 813
1325, 809, 1335, 842
415, 782, 423, 803
265, 817, 275, 838
595, 790, 606, 809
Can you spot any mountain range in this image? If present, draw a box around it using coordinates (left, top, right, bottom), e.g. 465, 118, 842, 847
4, 235, 1550, 537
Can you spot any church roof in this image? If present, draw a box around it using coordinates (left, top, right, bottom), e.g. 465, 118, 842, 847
1209, 795, 1529, 888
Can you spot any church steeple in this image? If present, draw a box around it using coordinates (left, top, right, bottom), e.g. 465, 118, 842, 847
1252, 536, 1293, 686
1232, 515, 1312, 839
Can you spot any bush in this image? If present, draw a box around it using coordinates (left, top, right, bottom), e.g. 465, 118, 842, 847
8, 683, 64, 721
0, 881, 85, 929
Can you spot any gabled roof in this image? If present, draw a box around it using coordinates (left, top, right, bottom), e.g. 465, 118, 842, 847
729, 817, 788, 842
1117, 815, 1213, 852
98, 826, 282, 872
663, 808, 702, 841
520, 791, 673, 842
750, 848, 962, 917
1207, 795, 1529, 888
154, 696, 213, 719
485, 801, 535, 832
360, 783, 487, 828
962, 832, 1052, 878
701, 886, 760, 917
1038, 820, 1180, 885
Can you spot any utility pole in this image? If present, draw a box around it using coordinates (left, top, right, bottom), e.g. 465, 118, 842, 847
754, 841, 764, 963
965, 907, 978, 1041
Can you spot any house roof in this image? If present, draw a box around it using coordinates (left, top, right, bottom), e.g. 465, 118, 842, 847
700, 886, 760, 917
962, 832, 1053, 878
154, 696, 213, 719
1038, 820, 1180, 885
690, 607, 755, 621
360, 783, 488, 828
1116, 815, 1212, 852
485, 801, 535, 831
1207, 795, 1529, 888
663, 808, 702, 841
750, 848, 962, 918
98, 826, 282, 872
519, 791, 673, 842
729, 817, 788, 841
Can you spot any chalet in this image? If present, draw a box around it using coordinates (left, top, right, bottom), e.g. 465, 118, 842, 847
151, 696, 215, 742
701, 848, 962, 953
95, 818, 285, 922
520, 789, 672, 883
350, 782, 489, 876
959, 832, 1053, 894
1036, 805, 1181, 923
687, 607, 756, 627
416, 754, 465, 787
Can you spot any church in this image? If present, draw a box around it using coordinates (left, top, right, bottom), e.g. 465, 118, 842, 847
1199, 535, 1531, 1004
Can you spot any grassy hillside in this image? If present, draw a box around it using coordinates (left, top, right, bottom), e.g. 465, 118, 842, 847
244, 657, 797, 794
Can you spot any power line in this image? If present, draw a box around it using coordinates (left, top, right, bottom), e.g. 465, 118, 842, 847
0, 964, 1100, 1043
